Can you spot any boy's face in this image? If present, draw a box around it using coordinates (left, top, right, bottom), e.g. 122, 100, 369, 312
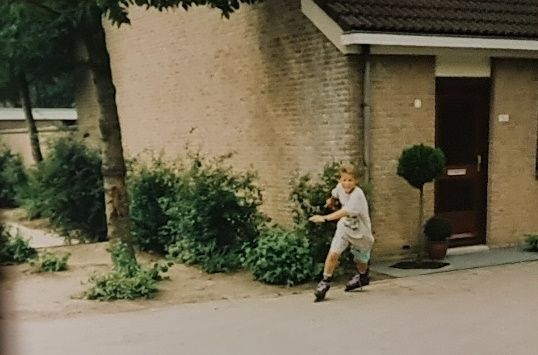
339, 173, 357, 193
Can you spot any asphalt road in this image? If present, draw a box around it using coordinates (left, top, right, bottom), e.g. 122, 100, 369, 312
4, 261, 538, 355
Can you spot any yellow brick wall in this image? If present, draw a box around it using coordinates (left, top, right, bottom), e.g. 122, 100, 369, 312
369, 55, 436, 259
102, 0, 363, 223
488, 58, 538, 246
0, 128, 76, 166
74, 2, 538, 259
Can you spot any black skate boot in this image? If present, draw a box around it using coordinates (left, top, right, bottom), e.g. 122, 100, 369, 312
345, 272, 370, 292
314, 279, 331, 302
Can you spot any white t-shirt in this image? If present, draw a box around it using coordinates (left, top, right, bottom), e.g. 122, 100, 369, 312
331, 183, 373, 239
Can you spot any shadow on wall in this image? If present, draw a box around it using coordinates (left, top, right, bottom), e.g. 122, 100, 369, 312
247, 0, 363, 220
256, 0, 363, 162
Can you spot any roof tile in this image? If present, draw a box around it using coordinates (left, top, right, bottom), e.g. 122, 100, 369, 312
313, 0, 538, 39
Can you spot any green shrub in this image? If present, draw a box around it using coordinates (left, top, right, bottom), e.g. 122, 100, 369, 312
128, 157, 179, 253
163, 152, 265, 273
0, 147, 27, 207
86, 270, 159, 301
243, 226, 317, 286
85, 241, 172, 301
289, 162, 339, 264
109, 240, 142, 276
397, 144, 446, 190
19, 138, 106, 242
525, 234, 538, 252
289, 161, 372, 265
167, 237, 243, 273
424, 216, 453, 242
0, 225, 37, 264
29, 250, 70, 272
16, 168, 45, 219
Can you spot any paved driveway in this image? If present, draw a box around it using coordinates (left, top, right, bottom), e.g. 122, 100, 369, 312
4, 261, 538, 355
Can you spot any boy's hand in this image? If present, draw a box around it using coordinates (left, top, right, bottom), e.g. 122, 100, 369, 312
309, 215, 325, 224
325, 197, 336, 209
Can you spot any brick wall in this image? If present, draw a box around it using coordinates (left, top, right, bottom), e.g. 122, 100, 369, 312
76, 1, 538, 259
102, 0, 363, 223
0, 127, 76, 166
488, 58, 538, 246
369, 55, 436, 259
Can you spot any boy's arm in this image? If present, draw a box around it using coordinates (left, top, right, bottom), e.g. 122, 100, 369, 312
310, 184, 343, 223
325, 196, 338, 209
325, 184, 341, 210
309, 208, 348, 223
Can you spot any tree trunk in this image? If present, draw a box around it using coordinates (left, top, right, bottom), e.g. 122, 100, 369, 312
415, 187, 425, 263
18, 72, 43, 163
81, 20, 135, 260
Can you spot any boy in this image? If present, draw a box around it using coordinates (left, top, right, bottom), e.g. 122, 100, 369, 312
308, 163, 374, 302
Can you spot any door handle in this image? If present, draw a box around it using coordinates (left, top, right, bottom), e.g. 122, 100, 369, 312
476, 154, 482, 172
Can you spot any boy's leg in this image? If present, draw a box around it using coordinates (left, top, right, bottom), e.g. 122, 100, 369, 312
323, 251, 340, 279
356, 261, 369, 274
345, 248, 371, 291
315, 222, 348, 301
314, 251, 340, 302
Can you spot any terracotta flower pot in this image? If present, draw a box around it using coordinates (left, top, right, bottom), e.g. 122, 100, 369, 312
428, 240, 448, 260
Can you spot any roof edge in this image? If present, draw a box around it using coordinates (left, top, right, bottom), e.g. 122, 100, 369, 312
342, 32, 538, 52
301, 0, 354, 54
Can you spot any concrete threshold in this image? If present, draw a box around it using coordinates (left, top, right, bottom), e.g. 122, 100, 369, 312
447, 244, 490, 256
371, 245, 538, 278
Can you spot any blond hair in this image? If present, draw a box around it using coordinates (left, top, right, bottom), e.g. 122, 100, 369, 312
339, 163, 359, 179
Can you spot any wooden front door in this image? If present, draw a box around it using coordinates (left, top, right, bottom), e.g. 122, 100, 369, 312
435, 78, 490, 247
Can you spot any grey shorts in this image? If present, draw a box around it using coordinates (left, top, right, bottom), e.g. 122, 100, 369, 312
330, 219, 374, 263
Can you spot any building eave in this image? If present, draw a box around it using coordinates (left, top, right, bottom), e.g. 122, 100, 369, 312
342, 32, 538, 52
301, 0, 538, 57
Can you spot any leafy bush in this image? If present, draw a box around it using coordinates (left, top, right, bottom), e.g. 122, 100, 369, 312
109, 240, 142, 276
163, 152, 265, 273
19, 138, 106, 242
525, 234, 538, 252
289, 161, 372, 264
243, 226, 317, 286
85, 241, 172, 301
289, 162, 339, 264
16, 170, 45, 219
424, 216, 453, 242
167, 237, 243, 273
0, 147, 27, 207
0, 225, 37, 264
128, 157, 179, 253
86, 270, 158, 301
29, 250, 70, 272
397, 144, 446, 190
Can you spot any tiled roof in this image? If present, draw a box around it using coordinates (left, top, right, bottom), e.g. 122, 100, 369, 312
313, 0, 538, 39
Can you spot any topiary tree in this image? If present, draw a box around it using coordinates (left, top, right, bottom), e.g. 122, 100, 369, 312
424, 216, 452, 242
397, 144, 445, 263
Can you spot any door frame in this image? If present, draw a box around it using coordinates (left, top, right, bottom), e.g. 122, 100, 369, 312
434, 77, 491, 247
